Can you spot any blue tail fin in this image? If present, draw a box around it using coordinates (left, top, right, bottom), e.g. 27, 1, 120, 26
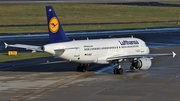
46, 6, 70, 43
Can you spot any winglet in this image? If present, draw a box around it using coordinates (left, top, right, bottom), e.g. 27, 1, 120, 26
4, 42, 8, 48
172, 51, 176, 58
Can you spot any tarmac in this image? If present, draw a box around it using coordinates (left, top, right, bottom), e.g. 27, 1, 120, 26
0, 27, 180, 101
0, 47, 180, 101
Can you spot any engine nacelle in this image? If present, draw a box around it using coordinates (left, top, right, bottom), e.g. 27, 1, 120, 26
134, 58, 152, 70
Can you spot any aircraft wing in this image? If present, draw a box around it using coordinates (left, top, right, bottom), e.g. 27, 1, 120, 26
107, 52, 176, 61
4, 42, 43, 52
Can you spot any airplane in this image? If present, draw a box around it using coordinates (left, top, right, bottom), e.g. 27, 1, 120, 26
4, 6, 176, 75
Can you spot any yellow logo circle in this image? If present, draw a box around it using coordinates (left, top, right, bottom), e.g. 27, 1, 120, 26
49, 17, 59, 33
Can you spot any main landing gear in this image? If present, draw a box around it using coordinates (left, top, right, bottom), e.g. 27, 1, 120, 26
77, 64, 87, 72
113, 61, 123, 75
114, 68, 123, 75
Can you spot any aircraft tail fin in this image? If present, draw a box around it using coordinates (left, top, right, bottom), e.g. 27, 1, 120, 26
46, 6, 70, 43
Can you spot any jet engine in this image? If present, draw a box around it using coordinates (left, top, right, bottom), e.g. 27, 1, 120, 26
133, 58, 152, 70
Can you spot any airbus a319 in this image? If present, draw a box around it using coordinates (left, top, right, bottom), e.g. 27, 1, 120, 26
4, 6, 176, 75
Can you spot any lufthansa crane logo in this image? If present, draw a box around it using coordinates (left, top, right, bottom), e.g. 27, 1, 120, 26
49, 17, 59, 33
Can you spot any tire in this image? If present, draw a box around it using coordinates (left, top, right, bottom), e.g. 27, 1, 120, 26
77, 66, 81, 72
118, 68, 123, 75
82, 66, 86, 72
114, 68, 118, 74
130, 66, 135, 70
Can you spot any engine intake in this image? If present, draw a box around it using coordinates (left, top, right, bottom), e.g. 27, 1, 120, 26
134, 58, 152, 70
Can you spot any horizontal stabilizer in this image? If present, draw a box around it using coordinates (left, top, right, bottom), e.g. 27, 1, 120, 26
4, 42, 43, 52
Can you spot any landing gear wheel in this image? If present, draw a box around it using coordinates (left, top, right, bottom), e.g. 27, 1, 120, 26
118, 68, 123, 75
81, 66, 86, 72
77, 66, 81, 72
114, 68, 118, 74
77, 66, 86, 72
130, 66, 135, 70
113, 68, 123, 75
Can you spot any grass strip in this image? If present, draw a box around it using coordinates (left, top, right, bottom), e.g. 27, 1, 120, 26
0, 4, 180, 34
0, 52, 51, 62
0, 22, 179, 34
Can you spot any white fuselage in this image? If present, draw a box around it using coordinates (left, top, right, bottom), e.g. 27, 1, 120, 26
43, 37, 149, 64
